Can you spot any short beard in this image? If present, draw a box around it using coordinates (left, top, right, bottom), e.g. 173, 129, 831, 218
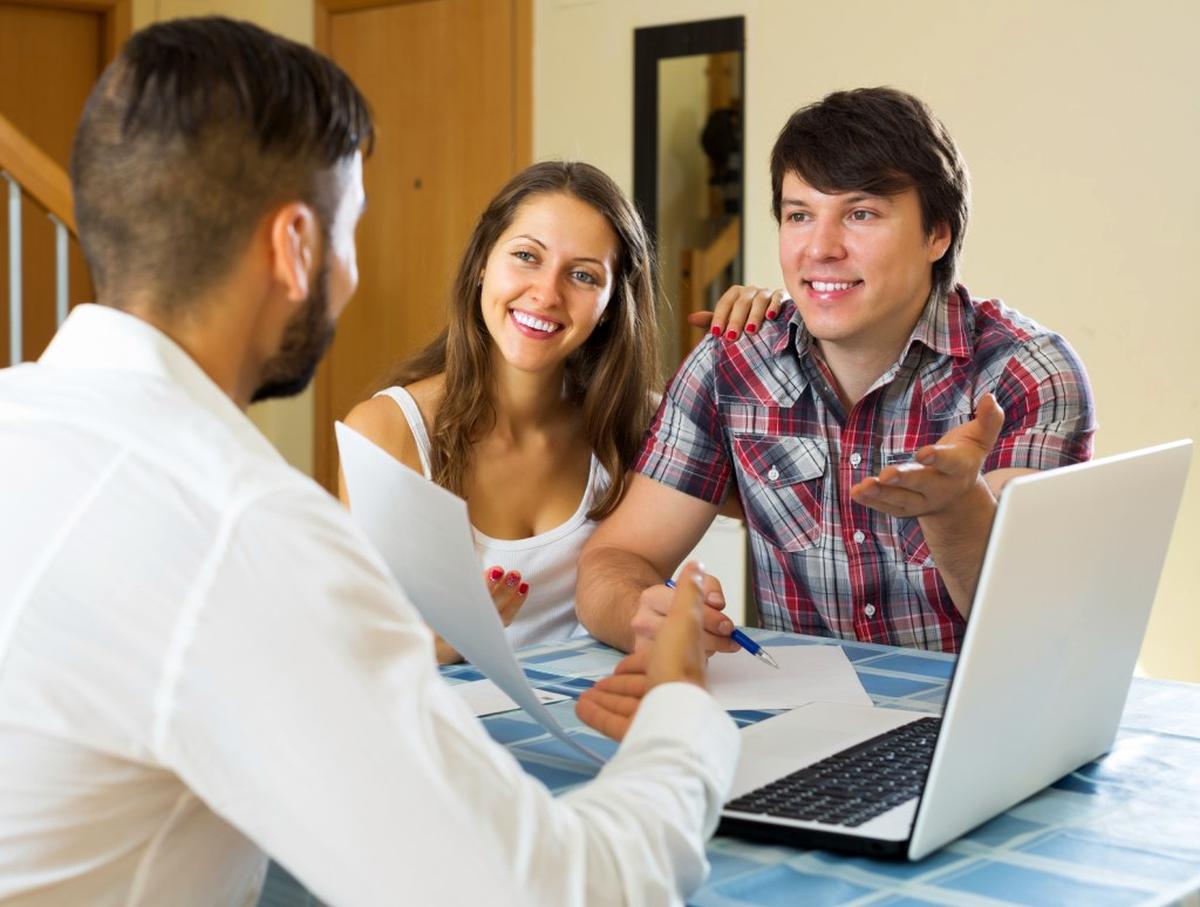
251, 259, 335, 403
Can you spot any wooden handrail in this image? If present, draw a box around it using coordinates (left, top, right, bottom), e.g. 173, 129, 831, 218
0, 111, 76, 234
679, 215, 740, 352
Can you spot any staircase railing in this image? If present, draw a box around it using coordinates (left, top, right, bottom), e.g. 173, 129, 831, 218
0, 111, 76, 366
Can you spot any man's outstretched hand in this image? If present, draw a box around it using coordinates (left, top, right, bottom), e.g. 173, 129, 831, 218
575, 562, 708, 741
851, 393, 1004, 519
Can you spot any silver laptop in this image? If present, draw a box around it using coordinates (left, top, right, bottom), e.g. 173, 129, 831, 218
719, 440, 1192, 860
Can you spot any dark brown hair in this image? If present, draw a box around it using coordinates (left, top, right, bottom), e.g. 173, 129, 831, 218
70, 16, 373, 310
770, 87, 969, 298
381, 161, 660, 520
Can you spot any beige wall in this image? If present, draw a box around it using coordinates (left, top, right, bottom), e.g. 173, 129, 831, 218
133, 0, 316, 476
536, 0, 1200, 681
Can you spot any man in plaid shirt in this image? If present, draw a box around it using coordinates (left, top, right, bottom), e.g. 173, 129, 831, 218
577, 87, 1095, 654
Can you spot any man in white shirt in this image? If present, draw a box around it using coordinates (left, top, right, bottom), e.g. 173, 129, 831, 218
0, 17, 738, 907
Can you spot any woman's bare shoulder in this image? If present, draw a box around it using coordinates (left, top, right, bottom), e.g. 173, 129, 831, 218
404, 374, 445, 424
343, 393, 417, 466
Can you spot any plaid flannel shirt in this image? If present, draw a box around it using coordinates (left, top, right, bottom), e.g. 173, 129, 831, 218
636, 285, 1096, 651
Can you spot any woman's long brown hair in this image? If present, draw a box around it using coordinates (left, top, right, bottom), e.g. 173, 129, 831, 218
377, 161, 661, 520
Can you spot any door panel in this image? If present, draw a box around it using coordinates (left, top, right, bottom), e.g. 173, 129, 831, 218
314, 0, 529, 489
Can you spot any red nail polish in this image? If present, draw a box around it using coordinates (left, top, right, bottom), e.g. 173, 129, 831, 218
746, 323, 757, 334
505, 573, 519, 587
711, 326, 721, 337
766, 310, 779, 320
489, 567, 503, 582
518, 582, 529, 595
725, 330, 737, 340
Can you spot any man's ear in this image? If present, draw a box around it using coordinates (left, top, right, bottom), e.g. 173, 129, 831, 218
269, 202, 320, 302
927, 221, 952, 263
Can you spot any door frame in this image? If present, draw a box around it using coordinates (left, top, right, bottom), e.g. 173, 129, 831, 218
310, 0, 531, 490
632, 16, 744, 250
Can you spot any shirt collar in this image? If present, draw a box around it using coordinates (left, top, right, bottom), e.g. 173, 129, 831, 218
40, 303, 283, 463
774, 284, 974, 364
773, 300, 805, 358
906, 284, 973, 361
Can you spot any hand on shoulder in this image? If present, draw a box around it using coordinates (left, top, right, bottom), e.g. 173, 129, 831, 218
686, 285, 784, 342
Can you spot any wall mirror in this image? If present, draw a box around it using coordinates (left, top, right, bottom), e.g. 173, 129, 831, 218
634, 16, 744, 374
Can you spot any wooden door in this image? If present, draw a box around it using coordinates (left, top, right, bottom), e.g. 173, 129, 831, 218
0, 0, 129, 364
313, 0, 531, 490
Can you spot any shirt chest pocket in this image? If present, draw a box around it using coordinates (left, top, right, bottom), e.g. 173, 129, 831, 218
731, 435, 826, 551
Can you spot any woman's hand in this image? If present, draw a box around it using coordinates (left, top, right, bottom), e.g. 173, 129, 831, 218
687, 285, 784, 341
434, 565, 529, 664
485, 565, 529, 626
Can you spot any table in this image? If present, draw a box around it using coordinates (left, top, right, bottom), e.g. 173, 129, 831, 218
259, 632, 1200, 906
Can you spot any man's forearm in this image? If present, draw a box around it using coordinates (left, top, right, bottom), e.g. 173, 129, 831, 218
575, 545, 662, 652
918, 478, 997, 616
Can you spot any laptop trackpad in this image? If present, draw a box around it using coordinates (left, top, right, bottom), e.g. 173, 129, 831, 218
729, 701, 928, 798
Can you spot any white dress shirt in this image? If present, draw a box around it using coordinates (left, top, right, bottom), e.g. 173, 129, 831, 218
0, 305, 740, 907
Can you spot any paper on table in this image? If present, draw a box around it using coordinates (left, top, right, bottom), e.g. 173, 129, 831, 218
706, 644, 871, 711
335, 422, 604, 764
453, 678, 569, 717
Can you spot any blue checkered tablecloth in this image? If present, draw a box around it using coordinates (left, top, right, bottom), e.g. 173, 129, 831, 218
259, 632, 1200, 906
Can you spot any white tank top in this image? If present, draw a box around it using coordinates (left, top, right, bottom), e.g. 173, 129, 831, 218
374, 386, 608, 649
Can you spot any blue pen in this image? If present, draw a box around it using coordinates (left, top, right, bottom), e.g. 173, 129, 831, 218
664, 579, 780, 669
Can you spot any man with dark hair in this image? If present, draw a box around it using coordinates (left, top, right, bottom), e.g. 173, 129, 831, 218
578, 86, 1095, 655
0, 17, 738, 906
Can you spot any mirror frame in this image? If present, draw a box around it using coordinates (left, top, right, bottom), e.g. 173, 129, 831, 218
632, 16, 745, 252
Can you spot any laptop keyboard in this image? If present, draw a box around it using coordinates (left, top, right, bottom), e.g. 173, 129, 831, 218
726, 717, 941, 828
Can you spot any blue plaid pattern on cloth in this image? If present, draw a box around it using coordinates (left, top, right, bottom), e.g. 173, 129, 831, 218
636, 285, 1096, 652
260, 634, 1200, 906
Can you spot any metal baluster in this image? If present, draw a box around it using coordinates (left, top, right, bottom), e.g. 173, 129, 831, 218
3, 172, 20, 365
49, 213, 68, 326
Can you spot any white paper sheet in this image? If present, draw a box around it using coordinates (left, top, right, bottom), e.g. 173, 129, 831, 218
335, 422, 604, 764
453, 678, 569, 717
706, 644, 871, 711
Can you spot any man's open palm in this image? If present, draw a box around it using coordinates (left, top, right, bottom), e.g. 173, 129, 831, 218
851, 394, 1004, 519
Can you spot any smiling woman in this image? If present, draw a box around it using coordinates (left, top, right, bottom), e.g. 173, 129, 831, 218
478, 191, 619, 374
339, 161, 661, 662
